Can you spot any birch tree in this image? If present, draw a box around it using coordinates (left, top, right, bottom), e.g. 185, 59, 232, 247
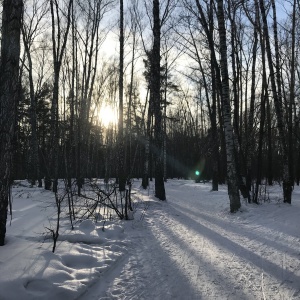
217, 0, 241, 212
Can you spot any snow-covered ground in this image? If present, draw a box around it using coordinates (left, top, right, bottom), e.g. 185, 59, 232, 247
1, 179, 300, 300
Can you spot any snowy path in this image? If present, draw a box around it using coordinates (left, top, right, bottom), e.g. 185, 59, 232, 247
79, 181, 300, 300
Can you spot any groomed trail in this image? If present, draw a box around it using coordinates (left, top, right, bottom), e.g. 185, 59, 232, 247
79, 180, 300, 300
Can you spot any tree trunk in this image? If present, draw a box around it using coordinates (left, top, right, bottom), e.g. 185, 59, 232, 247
205, 1, 218, 191
210, 61, 219, 192
259, 0, 292, 203
142, 90, 151, 189
217, 0, 241, 212
118, 0, 126, 191
266, 95, 273, 185
195, 0, 225, 185
126, 12, 138, 181
254, 32, 267, 203
22, 6, 43, 186
49, 0, 73, 192
228, 1, 239, 142
152, 0, 166, 200
0, 0, 23, 246
288, 0, 296, 192
246, 0, 259, 199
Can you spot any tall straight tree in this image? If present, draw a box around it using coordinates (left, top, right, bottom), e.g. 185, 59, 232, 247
242, 0, 259, 200
288, 0, 297, 196
217, 0, 241, 212
118, 0, 126, 191
259, 0, 293, 203
0, 0, 23, 246
22, 0, 48, 187
187, 0, 223, 190
49, 0, 73, 192
152, 0, 165, 200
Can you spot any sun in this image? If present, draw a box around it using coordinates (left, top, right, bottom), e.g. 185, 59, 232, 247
98, 105, 118, 127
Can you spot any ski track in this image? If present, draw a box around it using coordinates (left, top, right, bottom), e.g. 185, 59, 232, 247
82, 181, 300, 299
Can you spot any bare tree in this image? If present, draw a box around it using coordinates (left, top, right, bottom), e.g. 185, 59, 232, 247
259, 0, 293, 203
49, 0, 73, 192
21, 0, 48, 187
242, 0, 259, 200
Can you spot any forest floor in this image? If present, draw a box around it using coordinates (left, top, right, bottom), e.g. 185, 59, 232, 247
1, 180, 300, 299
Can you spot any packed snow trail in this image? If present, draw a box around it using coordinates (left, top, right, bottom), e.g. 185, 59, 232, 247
79, 180, 300, 299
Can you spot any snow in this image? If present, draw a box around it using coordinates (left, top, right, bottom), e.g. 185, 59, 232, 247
1, 179, 300, 299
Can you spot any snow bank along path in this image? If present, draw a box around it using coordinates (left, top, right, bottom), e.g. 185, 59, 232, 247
82, 180, 300, 299
1, 180, 300, 299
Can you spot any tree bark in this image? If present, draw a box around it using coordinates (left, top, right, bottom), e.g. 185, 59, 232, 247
288, 0, 296, 192
217, 0, 241, 212
22, 4, 44, 186
142, 89, 151, 189
259, 0, 292, 203
152, 0, 166, 200
0, 0, 23, 246
244, 0, 259, 199
49, 0, 73, 192
118, 0, 126, 191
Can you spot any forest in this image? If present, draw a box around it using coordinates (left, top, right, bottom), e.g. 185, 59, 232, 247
0, 0, 300, 246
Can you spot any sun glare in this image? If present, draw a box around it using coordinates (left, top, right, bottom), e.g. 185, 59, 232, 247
99, 105, 118, 127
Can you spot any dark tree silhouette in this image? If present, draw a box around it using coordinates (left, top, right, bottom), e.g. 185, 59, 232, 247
0, 0, 23, 246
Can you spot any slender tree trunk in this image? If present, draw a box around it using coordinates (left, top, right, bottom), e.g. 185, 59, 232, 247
296, 147, 300, 186
22, 34, 40, 186
254, 34, 267, 203
152, 0, 165, 200
69, 3, 76, 183
185, 8, 219, 190
21, 4, 46, 187
259, 0, 292, 203
142, 90, 151, 189
126, 13, 137, 181
211, 61, 219, 191
79, 2, 103, 180
0, 0, 23, 246
163, 56, 168, 182
195, 0, 226, 185
209, 2, 219, 191
228, 2, 239, 141
246, 0, 259, 199
217, 0, 241, 212
288, 0, 296, 190
118, 0, 126, 191
266, 95, 273, 185
49, 0, 73, 193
